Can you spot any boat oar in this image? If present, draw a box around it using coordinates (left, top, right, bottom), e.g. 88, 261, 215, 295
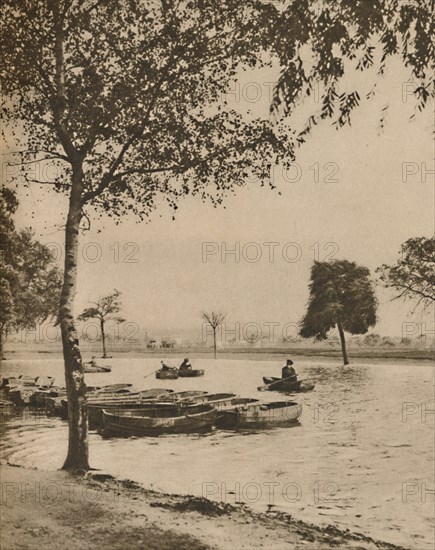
143, 369, 159, 379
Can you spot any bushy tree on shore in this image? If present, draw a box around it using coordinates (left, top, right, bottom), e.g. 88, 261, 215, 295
377, 236, 435, 310
299, 260, 377, 365
78, 289, 125, 358
0, 188, 62, 366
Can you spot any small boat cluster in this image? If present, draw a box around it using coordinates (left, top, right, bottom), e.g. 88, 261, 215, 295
1, 375, 303, 437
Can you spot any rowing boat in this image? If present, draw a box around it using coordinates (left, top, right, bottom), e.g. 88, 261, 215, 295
84, 364, 112, 373
87, 389, 175, 425
88, 388, 172, 403
213, 397, 260, 412
92, 383, 133, 394
29, 387, 65, 407
101, 403, 217, 436
178, 368, 205, 378
215, 400, 302, 429
100, 393, 237, 419
87, 390, 207, 425
2, 375, 36, 389
259, 377, 315, 393
7, 386, 39, 405
191, 392, 236, 405
155, 369, 179, 380
0, 399, 15, 413
158, 390, 209, 402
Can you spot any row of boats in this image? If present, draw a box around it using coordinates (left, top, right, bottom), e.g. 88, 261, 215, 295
84, 361, 205, 378
1, 375, 303, 436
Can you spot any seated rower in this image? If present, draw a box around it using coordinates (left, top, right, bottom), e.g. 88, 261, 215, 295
179, 358, 192, 370
160, 360, 173, 371
282, 359, 297, 381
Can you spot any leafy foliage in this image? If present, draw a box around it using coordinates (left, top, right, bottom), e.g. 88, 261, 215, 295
2, 0, 294, 221
299, 260, 378, 341
376, 236, 435, 309
3, 1, 432, 215
268, 0, 434, 140
0, 188, 62, 336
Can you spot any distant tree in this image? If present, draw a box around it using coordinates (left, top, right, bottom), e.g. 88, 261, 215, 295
0, 188, 62, 367
78, 290, 125, 358
381, 337, 395, 348
245, 333, 260, 345
201, 312, 225, 359
363, 333, 381, 347
377, 237, 435, 310
299, 260, 377, 365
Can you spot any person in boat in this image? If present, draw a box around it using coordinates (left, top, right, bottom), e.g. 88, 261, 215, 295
179, 358, 192, 371
282, 359, 297, 381
160, 360, 173, 371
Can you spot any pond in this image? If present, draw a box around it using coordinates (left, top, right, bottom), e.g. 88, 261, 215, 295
1, 356, 434, 549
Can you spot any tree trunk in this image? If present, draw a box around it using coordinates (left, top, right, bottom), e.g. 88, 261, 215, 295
213, 328, 217, 359
60, 165, 90, 472
337, 323, 349, 366
101, 319, 107, 358
0, 329, 4, 369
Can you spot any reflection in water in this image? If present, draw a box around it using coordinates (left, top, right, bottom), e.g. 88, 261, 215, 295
1, 356, 434, 550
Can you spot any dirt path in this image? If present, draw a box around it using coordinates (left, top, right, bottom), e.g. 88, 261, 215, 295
0, 463, 411, 550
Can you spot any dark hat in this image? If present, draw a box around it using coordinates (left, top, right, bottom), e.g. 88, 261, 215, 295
184, 358, 189, 362
286, 359, 294, 365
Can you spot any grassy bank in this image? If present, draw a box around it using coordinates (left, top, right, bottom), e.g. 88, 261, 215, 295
3, 341, 434, 363
0, 463, 412, 550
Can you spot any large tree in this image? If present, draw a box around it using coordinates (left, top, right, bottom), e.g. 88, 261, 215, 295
2, 0, 293, 472
376, 236, 435, 310
2, 1, 432, 471
299, 260, 377, 365
0, 188, 62, 366
78, 289, 125, 358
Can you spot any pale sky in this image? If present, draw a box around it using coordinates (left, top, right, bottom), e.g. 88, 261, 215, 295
6, 55, 434, 341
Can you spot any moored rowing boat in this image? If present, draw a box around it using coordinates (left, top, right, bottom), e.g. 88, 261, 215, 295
87, 388, 175, 425
102, 403, 217, 436
0, 399, 15, 414
215, 400, 302, 429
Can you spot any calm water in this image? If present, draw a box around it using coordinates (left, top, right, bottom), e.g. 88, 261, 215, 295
1, 356, 434, 549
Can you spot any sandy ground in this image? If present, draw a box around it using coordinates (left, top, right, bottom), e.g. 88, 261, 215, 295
0, 463, 411, 550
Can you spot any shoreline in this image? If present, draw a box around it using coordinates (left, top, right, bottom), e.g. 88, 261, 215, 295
3, 345, 434, 364
0, 462, 413, 550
